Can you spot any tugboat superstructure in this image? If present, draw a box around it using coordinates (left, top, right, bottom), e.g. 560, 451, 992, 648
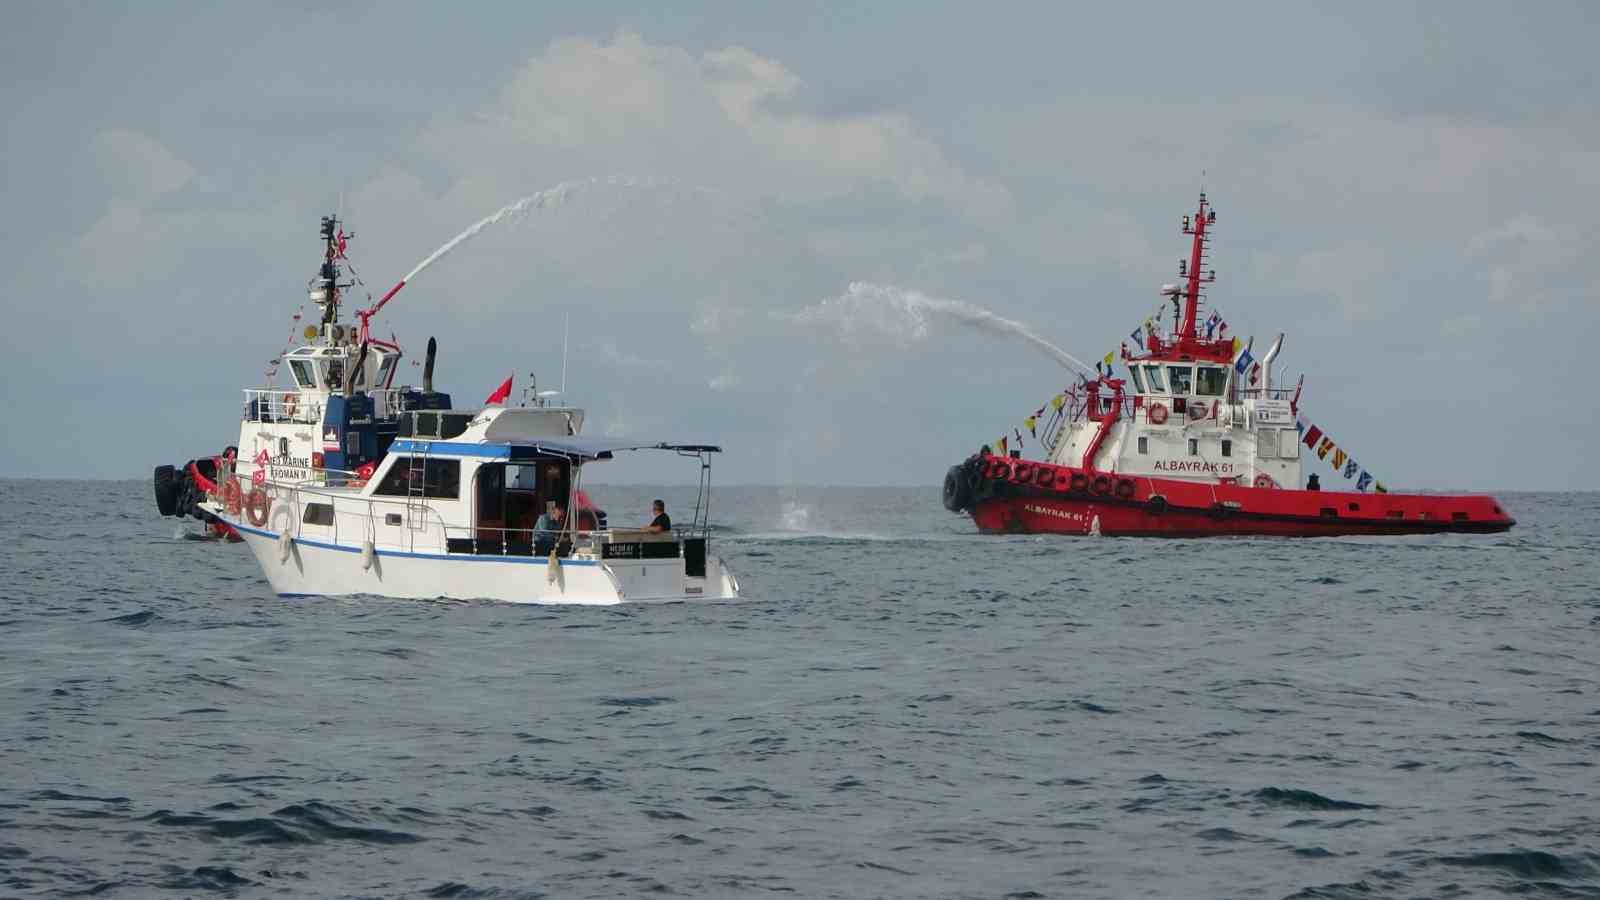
942, 194, 1515, 537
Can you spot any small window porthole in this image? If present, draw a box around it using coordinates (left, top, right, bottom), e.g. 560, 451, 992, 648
1138, 436, 1149, 455
1188, 438, 1198, 456
1221, 439, 1232, 457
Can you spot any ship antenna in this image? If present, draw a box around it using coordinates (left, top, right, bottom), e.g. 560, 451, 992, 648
560, 311, 569, 395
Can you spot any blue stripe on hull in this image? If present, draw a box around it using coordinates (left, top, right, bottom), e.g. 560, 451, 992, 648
224, 518, 600, 566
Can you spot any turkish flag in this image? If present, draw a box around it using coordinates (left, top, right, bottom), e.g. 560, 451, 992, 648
485, 375, 513, 405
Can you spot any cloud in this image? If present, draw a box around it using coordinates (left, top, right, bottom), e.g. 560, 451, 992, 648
439, 32, 1008, 216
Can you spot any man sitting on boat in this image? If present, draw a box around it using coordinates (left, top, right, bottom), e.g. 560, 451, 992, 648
645, 499, 671, 534
534, 503, 566, 556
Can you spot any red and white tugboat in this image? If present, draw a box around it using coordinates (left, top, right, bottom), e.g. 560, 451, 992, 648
942, 194, 1515, 536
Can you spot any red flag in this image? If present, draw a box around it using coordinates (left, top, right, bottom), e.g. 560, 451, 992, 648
485, 374, 513, 405
1301, 425, 1323, 449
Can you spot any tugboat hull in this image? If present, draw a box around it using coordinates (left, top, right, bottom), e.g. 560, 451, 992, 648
948, 455, 1514, 537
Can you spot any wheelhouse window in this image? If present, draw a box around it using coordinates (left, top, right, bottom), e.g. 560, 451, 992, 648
1166, 366, 1193, 395
1195, 366, 1227, 396
289, 360, 317, 389
1143, 364, 1166, 393
1129, 366, 1146, 393
375, 356, 395, 390
373, 457, 461, 499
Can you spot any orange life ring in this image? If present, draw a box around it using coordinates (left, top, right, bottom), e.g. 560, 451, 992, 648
245, 488, 271, 526
1253, 473, 1278, 490
1149, 403, 1168, 425
222, 479, 242, 514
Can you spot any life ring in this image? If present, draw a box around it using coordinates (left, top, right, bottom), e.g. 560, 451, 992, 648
1148, 403, 1168, 425
1052, 469, 1072, 491
1013, 463, 1034, 485
1034, 466, 1055, 488
1253, 473, 1278, 490
1069, 472, 1088, 494
989, 462, 1012, 482
1114, 478, 1136, 500
222, 479, 242, 515
245, 487, 271, 526
282, 393, 299, 418
1090, 475, 1111, 495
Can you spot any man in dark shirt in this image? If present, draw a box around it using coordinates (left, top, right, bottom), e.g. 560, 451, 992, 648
645, 499, 671, 533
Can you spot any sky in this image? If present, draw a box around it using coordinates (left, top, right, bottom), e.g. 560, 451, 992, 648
2, 2, 1596, 489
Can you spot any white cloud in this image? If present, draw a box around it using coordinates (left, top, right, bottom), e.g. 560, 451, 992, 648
441, 32, 1008, 216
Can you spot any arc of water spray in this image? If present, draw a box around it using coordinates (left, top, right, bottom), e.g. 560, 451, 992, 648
795, 281, 1096, 375
361, 175, 684, 320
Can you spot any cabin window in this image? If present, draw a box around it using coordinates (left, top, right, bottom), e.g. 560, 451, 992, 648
1279, 430, 1301, 458
375, 356, 395, 389
1188, 438, 1198, 456
1166, 366, 1193, 395
1129, 366, 1146, 393
1138, 436, 1148, 455
1221, 439, 1232, 457
323, 358, 346, 391
289, 360, 317, 389
301, 503, 335, 526
372, 457, 461, 499
1195, 366, 1227, 396
1143, 364, 1166, 393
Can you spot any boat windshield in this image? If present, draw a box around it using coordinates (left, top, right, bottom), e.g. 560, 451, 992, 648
289, 359, 318, 389
1166, 365, 1193, 395
1143, 364, 1166, 393
1129, 366, 1146, 393
1195, 366, 1227, 396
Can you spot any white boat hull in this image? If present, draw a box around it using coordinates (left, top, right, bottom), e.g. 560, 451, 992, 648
220, 515, 740, 605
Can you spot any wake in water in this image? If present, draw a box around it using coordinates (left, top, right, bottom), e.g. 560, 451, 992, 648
788, 281, 1093, 374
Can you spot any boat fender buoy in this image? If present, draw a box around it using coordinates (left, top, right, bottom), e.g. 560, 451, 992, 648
277, 530, 292, 563
1149, 403, 1168, 425
1069, 473, 1088, 494
1114, 478, 1136, 500
361, 540, 376, 572
1090, 475, 1111, 495
245, 488, 271, 526
1147, 495, 1168, 515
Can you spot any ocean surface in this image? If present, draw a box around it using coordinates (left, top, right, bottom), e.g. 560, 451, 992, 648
1, 479, 1596, 899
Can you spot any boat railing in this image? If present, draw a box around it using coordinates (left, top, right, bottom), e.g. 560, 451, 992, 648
437, 524, 698, 561
1235, 387, 1297, 402
241, 388, 406, 424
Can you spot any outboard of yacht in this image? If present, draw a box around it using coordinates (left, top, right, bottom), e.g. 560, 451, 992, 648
201, 405, 740, 604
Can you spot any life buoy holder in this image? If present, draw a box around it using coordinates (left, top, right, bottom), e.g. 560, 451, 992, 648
222, 479, 242, 515
1069, 473, 1088, 494
1148, 403, 1168, 425
245, 487, 271, 527
1114, 478, 1136, 500
1253, 473, 1278, 490
1090, 474, 1111, 495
